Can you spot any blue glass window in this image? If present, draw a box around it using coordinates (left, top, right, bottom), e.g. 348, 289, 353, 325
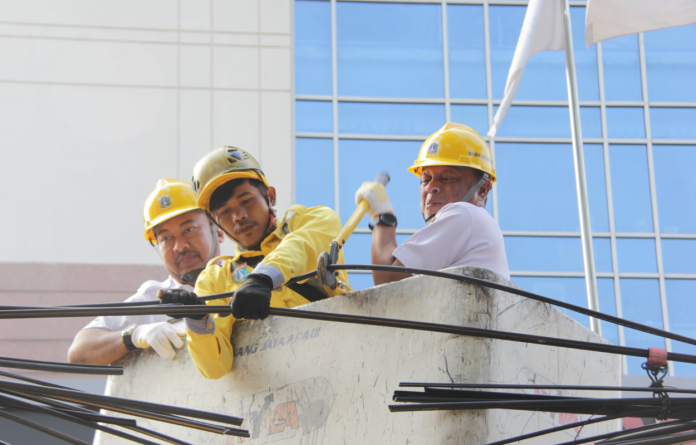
296, 138, 334, 209
654, 145, 696, 234
295, 0, 332, 95
489, 6, 566, 101
450, 105, 488, 136
605, 107, 645, 139
347, 273, 376, 292
296, 100, 333, 133
336, 2, 444, 98
338, 102, 445, 135
505, 237, 612, 273
447, 5, 486, 99
609, 145, 654, 232
597, 278, 620, 346
644, 23, 696, 102
494, 106, 602, 139
665, 279, 696, 376
616, 238, 657, 273
584, 144, 610, 232
650, 108, 696, 140
601, 35, 642, 101
620, 279, 665, 374
661, 239, 696, 274
338, 139, 424, 230
497, 143, 578, 231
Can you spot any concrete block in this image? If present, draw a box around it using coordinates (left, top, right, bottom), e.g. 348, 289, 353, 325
212, 46, 259, 89
96, 267, 621, 444
180, 45, 212, 88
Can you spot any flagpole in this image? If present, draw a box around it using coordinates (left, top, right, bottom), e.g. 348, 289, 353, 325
560, 0, 601, 335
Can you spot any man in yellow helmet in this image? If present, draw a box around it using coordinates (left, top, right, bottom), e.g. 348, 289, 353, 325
67, 179, 224, 365
158, 146, 351, 379
357, 123, 510, 285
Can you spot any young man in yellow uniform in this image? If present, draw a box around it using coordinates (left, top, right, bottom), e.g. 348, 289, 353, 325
160, 146, 351, 379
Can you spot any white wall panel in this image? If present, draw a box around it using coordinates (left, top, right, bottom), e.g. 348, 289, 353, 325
0, 0, 178, 30
260, 0, 291, 34
212, 0, 259, 33
180, 0, 212, 31
180, 45, 212, 88
179, 89, 212, 180
212, 46, 259, 89
260, 47, 291, 90
260, 92, 293, 214
212, 90, 260, 155
0, 37, 178, 86
0, 83, 177, 265
0, 0, 293, 266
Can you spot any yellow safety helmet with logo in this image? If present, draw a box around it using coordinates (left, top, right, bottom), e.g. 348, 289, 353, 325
408, 122, 496, 182
408, 122, 496, 207
192, 146, 269, 212
143, 179, 200, 243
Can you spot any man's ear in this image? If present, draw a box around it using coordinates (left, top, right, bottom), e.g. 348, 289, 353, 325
267, 186, 277, 206
473, 180, 492, 207
216, 228, 225, 244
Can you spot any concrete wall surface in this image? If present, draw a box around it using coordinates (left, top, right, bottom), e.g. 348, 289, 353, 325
0, 0, 294, 266
96, 267, 621, 444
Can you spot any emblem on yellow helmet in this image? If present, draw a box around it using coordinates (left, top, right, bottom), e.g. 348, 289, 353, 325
143, 179, 199, 242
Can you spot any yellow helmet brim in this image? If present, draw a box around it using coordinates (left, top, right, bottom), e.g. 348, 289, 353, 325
144, 206, 202, 242
408, 159, 497, 183
196, 170, 270, 212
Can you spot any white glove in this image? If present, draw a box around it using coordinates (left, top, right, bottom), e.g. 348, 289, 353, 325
131, 322, 185, 360
355, 181, 393, 219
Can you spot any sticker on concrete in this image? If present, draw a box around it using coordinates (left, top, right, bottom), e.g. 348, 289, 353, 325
227, 377, 334, 444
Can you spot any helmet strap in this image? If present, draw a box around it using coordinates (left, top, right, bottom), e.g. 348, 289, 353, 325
461, 172, 490, 205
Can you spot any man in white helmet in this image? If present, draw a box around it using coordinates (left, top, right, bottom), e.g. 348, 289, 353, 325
67, 179, 224, 364
356, 122, 510, 285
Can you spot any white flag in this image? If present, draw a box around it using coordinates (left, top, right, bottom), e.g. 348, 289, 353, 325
585, 0, 696, 47
487, 0, 565, 138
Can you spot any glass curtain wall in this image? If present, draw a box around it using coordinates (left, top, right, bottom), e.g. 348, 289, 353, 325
293, 0, 696, 376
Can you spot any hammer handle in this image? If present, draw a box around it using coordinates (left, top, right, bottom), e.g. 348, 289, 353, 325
334, 172, 390, 249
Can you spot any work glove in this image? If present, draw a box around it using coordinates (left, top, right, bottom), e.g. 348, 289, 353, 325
157, 289, 206, 320
355, 181, 393, 219
131, 322, 185, 360
230, 274, 273, 320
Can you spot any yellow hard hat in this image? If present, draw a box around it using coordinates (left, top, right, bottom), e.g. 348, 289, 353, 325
192, 146, 269, 212
408, 122, 497, 183
143, 179, 200, 242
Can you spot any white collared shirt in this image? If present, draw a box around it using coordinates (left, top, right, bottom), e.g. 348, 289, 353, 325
81, 276, 194, 332
393, 202, 510, 279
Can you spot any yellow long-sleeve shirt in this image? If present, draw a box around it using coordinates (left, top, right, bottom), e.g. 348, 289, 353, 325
187, 205, 351, 379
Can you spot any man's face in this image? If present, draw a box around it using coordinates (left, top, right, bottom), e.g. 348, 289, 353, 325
155, 211, 221, 282
420, 165, 489, 219
212, 181, 276, 248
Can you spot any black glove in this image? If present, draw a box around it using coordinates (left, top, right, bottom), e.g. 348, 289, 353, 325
230, 274, 273, 320
157, 289, 206, 320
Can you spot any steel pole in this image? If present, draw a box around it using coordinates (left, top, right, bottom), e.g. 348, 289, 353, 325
560, 0, 601, 335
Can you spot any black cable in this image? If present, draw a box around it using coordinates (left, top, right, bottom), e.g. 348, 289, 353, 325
0, 356, 123, 375
399, 382, 696, 395
0, 380, 244, 427
329, 264, 696, 347
0, 408, 90, 445
267, 307, 696, 365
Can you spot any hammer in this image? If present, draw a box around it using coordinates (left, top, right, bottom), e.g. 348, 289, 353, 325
317, 172, 390, 290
